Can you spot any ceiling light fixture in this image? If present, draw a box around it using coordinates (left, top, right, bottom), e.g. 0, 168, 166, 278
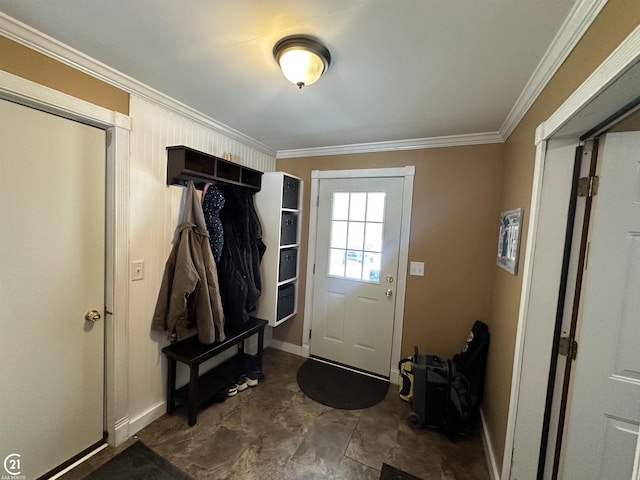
273, 35, 331, 89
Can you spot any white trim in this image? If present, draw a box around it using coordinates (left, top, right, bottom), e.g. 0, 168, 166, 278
0, 70, 131, 449
481, 407, 501, 480
392, 167, 415, 383
0, 12, 275, 158
0, 70, 126, 129
302, 167, 414, 379
276, 133, 503, 159
268, 338, 306, 358
633, 425, 640, 480
500, 0, 608, 140
312, 166, 415, 179
540, 23, 640, 141
104, 116, 131, 448
275, 0, 607, 159
302, 174, 321, 357
127, 402, 165, 438
502, 139, 547, 480
389, 367, 400, 386
0, 0, 606, 160
113, 416, 131, 447
503, 21, 640, 479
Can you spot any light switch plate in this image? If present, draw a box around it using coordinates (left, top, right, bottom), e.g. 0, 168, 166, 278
409, 261, 425, 276
131, 260, 144, 281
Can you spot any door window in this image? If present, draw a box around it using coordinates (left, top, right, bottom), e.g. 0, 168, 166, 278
327, 191, 385, 282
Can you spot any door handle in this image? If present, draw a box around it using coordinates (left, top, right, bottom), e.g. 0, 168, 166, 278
84, 309, 102, 323
385, 289, 393, 297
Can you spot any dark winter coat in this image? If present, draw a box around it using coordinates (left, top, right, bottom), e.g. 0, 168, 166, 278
217, 186, 265, 331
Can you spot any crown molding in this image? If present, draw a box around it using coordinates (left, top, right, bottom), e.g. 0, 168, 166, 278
1, 0, 605, 160
276, 132, 504, 159
0, 12, 276, 158
499, 0, 608, 140
540, 23, 640, 142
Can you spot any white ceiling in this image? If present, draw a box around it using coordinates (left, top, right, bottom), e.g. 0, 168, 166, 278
0, 0, 580, 153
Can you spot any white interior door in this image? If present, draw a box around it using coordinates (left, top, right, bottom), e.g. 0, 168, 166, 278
560, 132, 640, 479
0, 99, 106, 479
310, 176, 403, 377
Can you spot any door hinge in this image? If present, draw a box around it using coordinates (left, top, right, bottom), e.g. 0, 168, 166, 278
558, 336, 578, 360
309, 329, 312, 340
577, 175, 599, 197
316, 195, 319, 207
313, 263, 316, 274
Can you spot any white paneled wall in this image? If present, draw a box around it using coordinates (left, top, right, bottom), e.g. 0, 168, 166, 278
127, 94, 276, 432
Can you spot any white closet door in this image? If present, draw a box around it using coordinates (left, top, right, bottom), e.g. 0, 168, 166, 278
561, 132, 640, 479
0, 99, 105, 478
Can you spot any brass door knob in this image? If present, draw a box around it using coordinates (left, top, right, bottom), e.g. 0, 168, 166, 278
84, 309, 102, 323
385, 289, 393, 297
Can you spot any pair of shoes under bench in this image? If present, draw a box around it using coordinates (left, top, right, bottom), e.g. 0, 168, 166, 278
228, 370, 264, 396
231, 373, 256, 394
246, 368, 265, 385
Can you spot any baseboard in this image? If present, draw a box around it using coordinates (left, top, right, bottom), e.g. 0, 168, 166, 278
268, 338, 306, 357
480, 407, 501, 480
113, 416, 130, 447
127, 401, 166, 438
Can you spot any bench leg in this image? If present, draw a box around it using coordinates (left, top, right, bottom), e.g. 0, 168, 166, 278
188, 365, 199, 426
167, 359, 177, 413
257, 326, 265, 369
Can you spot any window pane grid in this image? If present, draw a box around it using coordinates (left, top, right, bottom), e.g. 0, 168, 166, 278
327, 191, 386, 283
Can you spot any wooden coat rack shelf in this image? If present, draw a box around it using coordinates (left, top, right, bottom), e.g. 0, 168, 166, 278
166, 145, 262, 190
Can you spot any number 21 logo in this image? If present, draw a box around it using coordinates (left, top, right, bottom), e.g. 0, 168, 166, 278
4, 453, 21, 475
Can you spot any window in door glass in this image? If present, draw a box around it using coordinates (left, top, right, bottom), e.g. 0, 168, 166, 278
327, 191, 385, 282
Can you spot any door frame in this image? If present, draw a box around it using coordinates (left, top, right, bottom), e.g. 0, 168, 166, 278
0, 70, 131, 448
302, 167, 415, 381
503, 24, 640, 479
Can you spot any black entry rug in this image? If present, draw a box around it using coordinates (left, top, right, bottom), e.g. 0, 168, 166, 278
297, 358, 389, 409
380, 463, 423, 480
82, 441, 193, 480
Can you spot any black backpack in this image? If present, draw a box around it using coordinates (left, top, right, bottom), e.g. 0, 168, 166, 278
452, 320, 490, 408
446, 359, 472, 437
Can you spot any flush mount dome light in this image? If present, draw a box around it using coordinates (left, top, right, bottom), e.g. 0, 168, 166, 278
273, 35, 331, 89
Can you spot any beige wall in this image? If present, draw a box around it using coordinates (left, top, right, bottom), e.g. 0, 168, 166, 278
0, 36, 129, 114
274, 145, 504, 359
483, 0, 640, 471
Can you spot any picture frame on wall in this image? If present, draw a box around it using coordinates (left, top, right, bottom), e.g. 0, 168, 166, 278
497, 207, 523, 275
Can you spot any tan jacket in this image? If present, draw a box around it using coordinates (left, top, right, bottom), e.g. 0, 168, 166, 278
152, 181, 225, 344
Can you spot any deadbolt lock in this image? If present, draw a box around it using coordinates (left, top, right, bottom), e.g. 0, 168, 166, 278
386, 275, 394, 283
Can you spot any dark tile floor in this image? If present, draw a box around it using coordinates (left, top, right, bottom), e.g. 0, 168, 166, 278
61, 348, 489, 480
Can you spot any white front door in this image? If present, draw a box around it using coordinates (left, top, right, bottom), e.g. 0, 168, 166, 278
0, 100, 106, 479
311, 176, 403, 377
561, 132, 640, 478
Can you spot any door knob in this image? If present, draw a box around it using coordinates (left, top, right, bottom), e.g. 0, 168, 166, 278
385, 289, 393, 297
84, 309, 101, 323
